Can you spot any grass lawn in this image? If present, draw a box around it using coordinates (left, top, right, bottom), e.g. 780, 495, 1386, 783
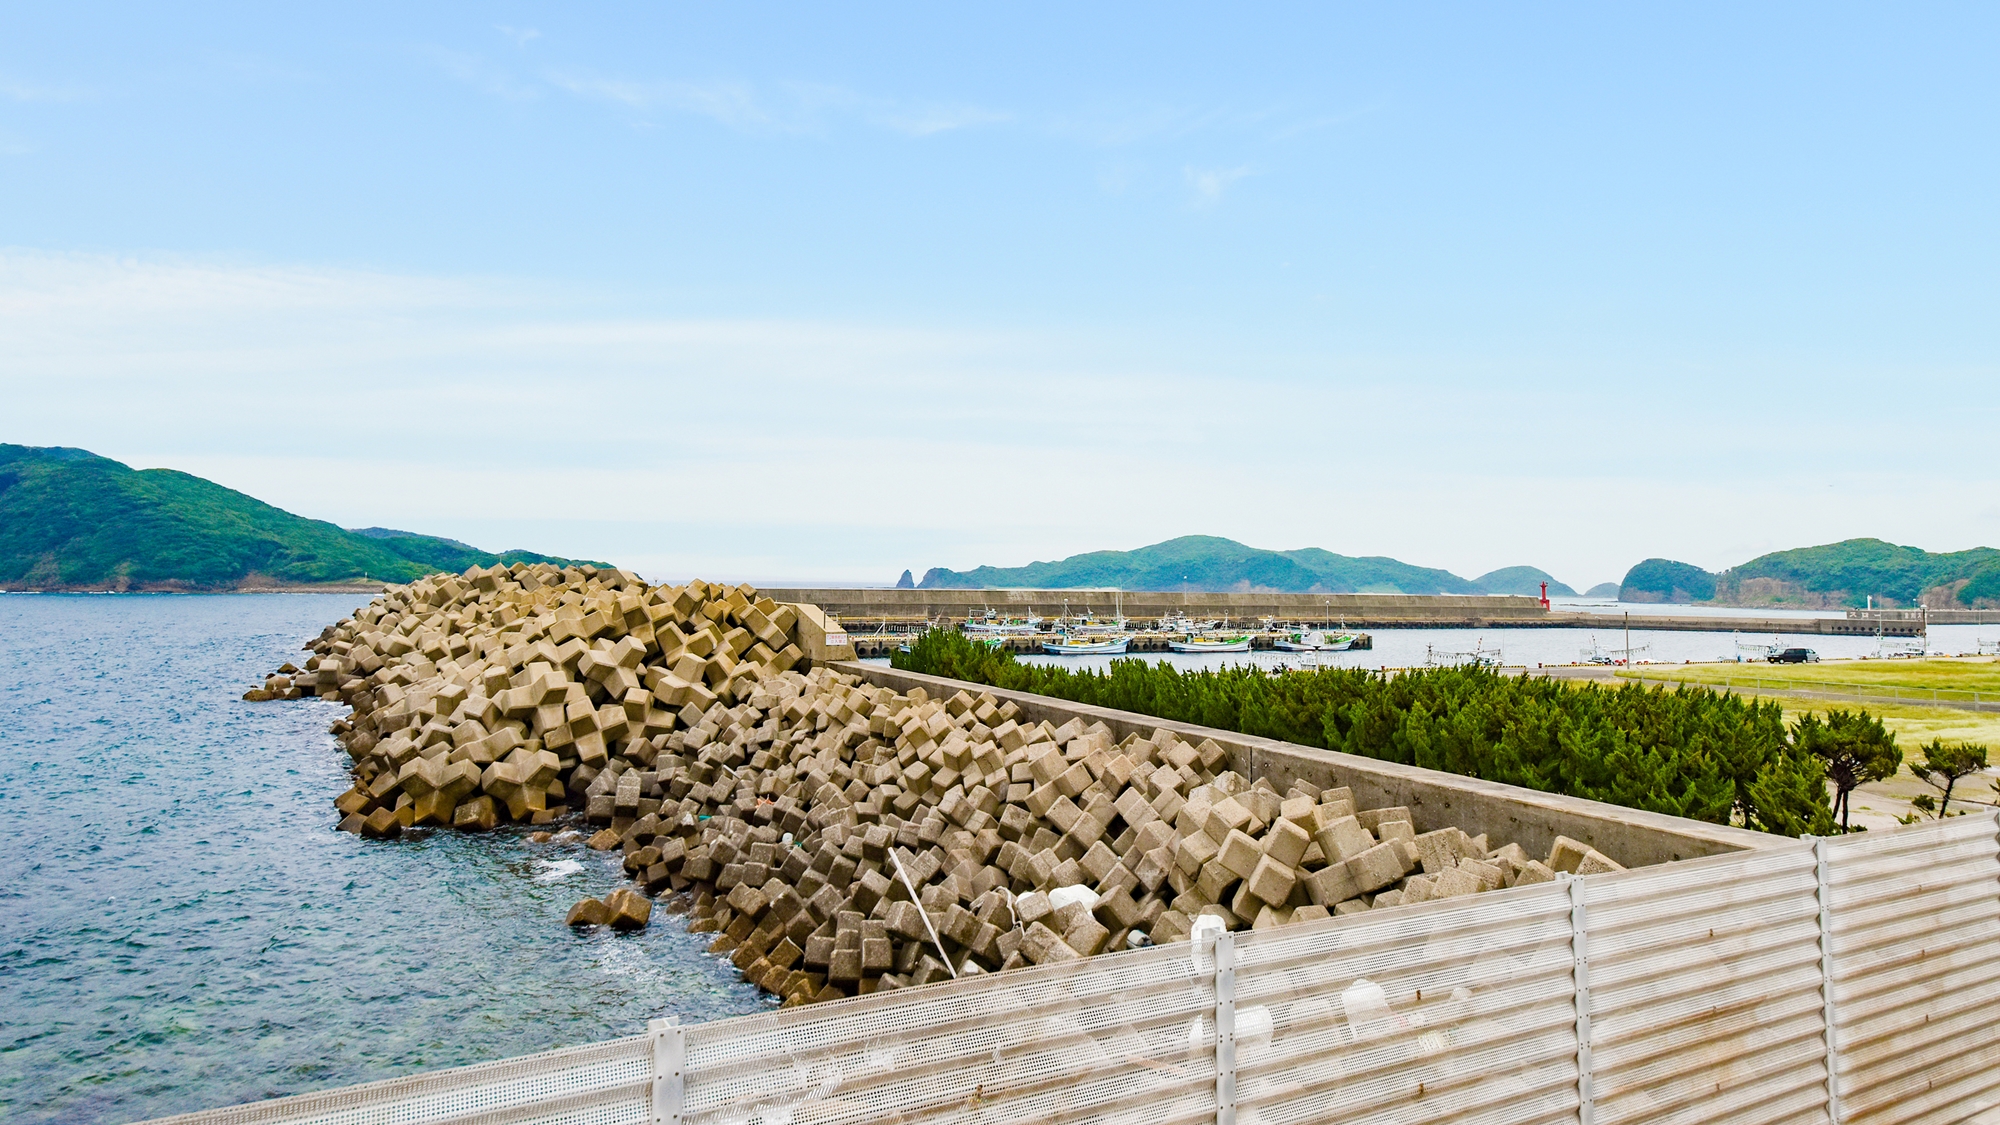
1618, 656, 2000, 704
1770, 699, 2000, 831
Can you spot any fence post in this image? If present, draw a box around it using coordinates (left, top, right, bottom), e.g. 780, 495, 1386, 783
1811, 837, 1843, 1124
1565, 875, 1595, 1125
1215, 929, 1237, 1125
650, 1016, 684, 1125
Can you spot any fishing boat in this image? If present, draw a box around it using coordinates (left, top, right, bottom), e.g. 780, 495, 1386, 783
1166, 633, 1253, 653
1731, 634, 1783, 663
1274, 628, 1356, 652
1156, 611, 1221, 634
1581, 636, 1651, 665
1059, 613, 1130, 636
962, 609, 1045, 636
1043, 635, 1132, 655
1426, 640, 1503, 668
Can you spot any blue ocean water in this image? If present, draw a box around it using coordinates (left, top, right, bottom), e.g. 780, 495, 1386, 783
0, 594, 769, 1125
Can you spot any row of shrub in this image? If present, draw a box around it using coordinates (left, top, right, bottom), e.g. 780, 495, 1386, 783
893, 630, 1860, 836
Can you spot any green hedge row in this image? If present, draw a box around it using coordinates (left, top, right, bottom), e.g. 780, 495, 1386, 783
892, 630, 1842, 836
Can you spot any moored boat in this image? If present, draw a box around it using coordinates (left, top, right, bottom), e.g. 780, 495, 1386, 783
1042, 635, 1132, 655
1273, 629, 1356, 652
1166, 634, 1253, 653
963, 609, 1045, 636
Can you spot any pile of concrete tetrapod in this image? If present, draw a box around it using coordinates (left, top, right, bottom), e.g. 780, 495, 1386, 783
251, 562, 1625, 1007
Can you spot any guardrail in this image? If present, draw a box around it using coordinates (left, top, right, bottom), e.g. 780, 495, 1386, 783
139, 813, 2000, 1125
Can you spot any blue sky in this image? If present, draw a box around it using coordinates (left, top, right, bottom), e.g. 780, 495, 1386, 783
4, 4, 1996, 588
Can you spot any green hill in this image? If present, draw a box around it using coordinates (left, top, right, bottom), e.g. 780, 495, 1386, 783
0, 444, 603, 591
1618, 538, 2000, 608
1620, 558, 1719, 603
918, 535, 1489, 595
1470, 566, 1575, 598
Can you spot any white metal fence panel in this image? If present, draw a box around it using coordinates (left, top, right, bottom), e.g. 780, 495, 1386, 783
137, 1035, 653, 1125
679, 935, 1216, 1125
125, 815, 2000, 1125
1581, 842, 1829, 1125
1825, 811, 2000, 1125
1226, 881, 1581, 1125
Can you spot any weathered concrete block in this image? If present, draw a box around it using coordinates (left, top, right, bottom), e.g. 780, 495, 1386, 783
1263, 817, 1310, 869
1304, 861, 1359, 907
1548, 836, 1590, 874
1574, 848, 1625, 875
1246, 855, 1297, 906
1063, 916, 1111, 956
1314, 815, 1375, 864
1216, 829, 1263, 880
1355, 806, 1412, 833
1196, 858, 1239, 902
606, 888, 653, 930
567, 898, 613, 927
1204, 796, 1253, 844
1346, 841, 1413, 894
1375, 819, 1416, 844
1022, 921, 1082, 964
1511, 859, 1557, 887
1414, 828, 1464, 876
1433, 868, 1484, 899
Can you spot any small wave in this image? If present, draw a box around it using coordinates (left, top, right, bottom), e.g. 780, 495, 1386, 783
532, 859, 584, 883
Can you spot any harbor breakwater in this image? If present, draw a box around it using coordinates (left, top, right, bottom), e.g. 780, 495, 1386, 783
762, 587, 1929, 636
251, 562, 1627, 1008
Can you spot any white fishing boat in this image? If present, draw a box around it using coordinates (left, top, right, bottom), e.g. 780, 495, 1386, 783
1426, 640, 1503, 668
1731, 634, 1783, 662
1156, 611, 1221, 634
1043, 635, 1132, 655
1581, 635, 1651, 665
1166, 633, 1253, 653
1274, 628, 1356, 652
962, 609, 1045, 636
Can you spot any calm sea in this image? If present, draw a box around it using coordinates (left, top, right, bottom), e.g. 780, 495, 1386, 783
0, 594, 768, 1125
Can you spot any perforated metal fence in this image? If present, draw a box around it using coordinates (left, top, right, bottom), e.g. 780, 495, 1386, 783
139, 814, 2000, 1125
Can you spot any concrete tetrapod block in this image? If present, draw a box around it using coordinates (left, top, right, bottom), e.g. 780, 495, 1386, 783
1345, 841, 1414, 894
1245, 855, 1297, 906
1263, 817, 1310, 869
567, 898, 613, 927
1314, 815, 1375, 864
1216, 828, 1263, 880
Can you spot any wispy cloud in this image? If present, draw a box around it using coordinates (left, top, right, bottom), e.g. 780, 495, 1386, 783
1185, 165, 1254, 205
429, 49, 539, 102
873, 102, 1012, 137
549, 73, 775, 129
0, 77, 95, 103
546, 71, 1007, 138
496, 25, 540, 47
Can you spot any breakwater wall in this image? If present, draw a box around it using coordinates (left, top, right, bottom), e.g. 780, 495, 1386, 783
847, 631, 1376, 658
243, 563, 1693, 1012
762, 587, 1929, 636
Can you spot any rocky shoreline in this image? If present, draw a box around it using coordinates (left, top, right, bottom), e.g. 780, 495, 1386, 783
250, 562, 1624, 1006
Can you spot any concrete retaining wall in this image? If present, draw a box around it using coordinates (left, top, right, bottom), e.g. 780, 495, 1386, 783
841, 661, 1782, 868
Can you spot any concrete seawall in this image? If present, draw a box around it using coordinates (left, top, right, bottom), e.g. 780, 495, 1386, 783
841, 661, 1781, 868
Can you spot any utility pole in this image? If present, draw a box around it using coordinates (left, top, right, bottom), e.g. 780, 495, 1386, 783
1624, 611, 1631, 667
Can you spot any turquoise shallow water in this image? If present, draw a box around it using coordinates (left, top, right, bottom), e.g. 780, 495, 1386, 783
0, 594, 768, 1125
